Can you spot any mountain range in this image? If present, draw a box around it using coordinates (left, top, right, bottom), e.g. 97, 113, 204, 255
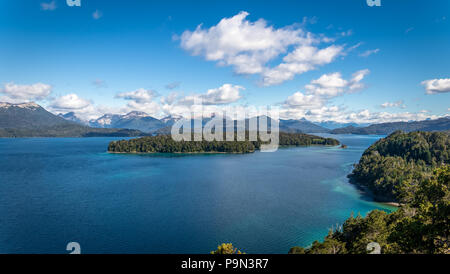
330, 117, 450, 135
1, 102, 449, 137
57, 110, 450, 135
0, 102, 144, 137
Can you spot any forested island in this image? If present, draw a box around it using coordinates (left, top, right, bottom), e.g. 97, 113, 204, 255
107, 132, 340, 153
289, 131, 450, 254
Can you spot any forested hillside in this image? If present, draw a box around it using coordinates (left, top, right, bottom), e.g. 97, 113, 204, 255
349, 131, 449, 203
289, 165, 449, 254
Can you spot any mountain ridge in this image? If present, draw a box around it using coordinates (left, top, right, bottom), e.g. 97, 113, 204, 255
0, 102, 145, 137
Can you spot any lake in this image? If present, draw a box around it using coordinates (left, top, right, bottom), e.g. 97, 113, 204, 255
0, 134, 395, 254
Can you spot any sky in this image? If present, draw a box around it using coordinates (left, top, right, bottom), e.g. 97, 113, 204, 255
0, 0, 449, 123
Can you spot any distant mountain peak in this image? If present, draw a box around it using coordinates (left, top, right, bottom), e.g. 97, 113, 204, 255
58, 112, 86, 125
124, 111, 149, 118
0, 102, 41, 110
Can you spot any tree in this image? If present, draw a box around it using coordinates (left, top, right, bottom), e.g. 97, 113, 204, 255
211, 243, 243, 254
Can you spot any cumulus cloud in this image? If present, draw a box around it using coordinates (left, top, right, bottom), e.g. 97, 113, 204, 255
200, 84, 244, 105
175, 84, 244, 106
116, 88, 158, 103
115, 88, 161, 116
421, 78, 450, 94
359, 48, 380, 57
50, 93, 91, 110
279, 69, 429, 123
0, 82, 52, 103
281, 105, 443, 124
279, 71, 445, 123
41, 1, 56, 11
180, 11, 343, 86
160, 84, 244, 117
285, 92, 323, 108
48, 94, 101, 121
380, 100, 405, 109
303, 69, 369, 98
282, 69, 370, 123
262, 45, 344, 86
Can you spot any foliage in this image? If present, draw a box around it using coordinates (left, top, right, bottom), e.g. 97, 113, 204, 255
290, 165, 450, 254
349, 131, 449, 203
107, 132, 340, 154
211, 243, 243, 254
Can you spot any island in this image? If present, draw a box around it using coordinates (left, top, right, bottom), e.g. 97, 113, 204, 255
107, 132, 340, 153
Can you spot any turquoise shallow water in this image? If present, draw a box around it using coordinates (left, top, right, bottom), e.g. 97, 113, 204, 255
0, 134, 394, 254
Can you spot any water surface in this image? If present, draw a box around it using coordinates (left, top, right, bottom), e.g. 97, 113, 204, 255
0, 134, 394, 253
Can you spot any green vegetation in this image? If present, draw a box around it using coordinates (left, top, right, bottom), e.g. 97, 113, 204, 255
0, 124, 144, 137
211, 243, 244, 254
349, 131, 449, 203
289, 131, 449, 254
289, 165, 449, 254
107, 132, 340, 153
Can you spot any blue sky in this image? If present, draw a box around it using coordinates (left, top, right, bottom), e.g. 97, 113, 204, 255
0, 0, 449, 123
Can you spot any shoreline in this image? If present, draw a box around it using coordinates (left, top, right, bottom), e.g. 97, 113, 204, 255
351, 181, 402, 207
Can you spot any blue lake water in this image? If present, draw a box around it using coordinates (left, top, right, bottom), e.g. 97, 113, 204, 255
0, 134, 395, 254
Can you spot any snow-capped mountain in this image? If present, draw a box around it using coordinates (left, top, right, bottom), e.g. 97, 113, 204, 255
57, 112, 86, 125
89, 111, 164, 133
89, 113, 122, 128
0, 102, 40, 110
160, 114, 183, 126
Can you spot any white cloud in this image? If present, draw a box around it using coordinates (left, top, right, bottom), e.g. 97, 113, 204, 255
285, 92, 323, 108
280, 69, 440, 124
175, 84, 244, 106
281, 105, 443, 124
48, 94, 101, 121
116, 88, 158, 103
380, 100, 405, 109
304, 69, 369, 98
262, 45, 344, 86
93, 10, 102, 20
359, 48, 380, 57
41, 1, 56, 11
180, 11, 343, 86
421, 78, 450, 94
0, 82, 52, 103
160, 84, 245, 117
50, 94, 91, 110
201, 84, 244, 105
278, 69, 441, 124
115, 88, 161, 116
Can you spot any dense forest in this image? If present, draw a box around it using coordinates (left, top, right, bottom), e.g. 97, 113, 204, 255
107, 132, 340, 153
349, 131, 449, 203
0, 124, 143, 137
288, 131, 450, 254
289, 165, 449, 254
